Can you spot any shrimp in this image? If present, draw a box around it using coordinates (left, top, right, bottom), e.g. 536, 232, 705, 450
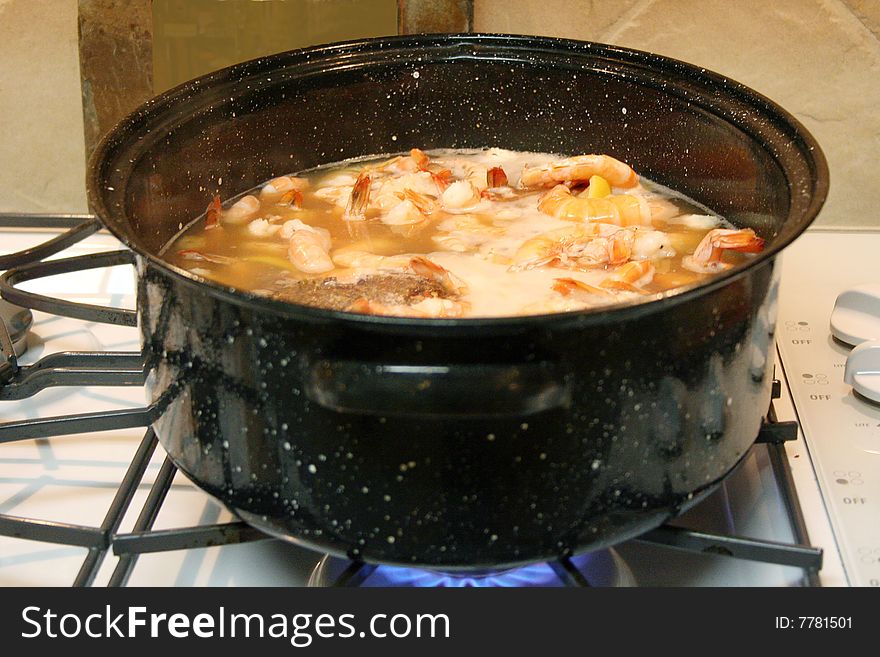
370, 171, 437, 212
429, 168, 453, 192
288, 230, 334, 274
682, 228, 765, 273
520, 154, 639, 189
406, 148, 453, 191
260, 175, 309, 200
222, 195, 261, 225
343, 172, 371, 221
369, 148, 440, 180
409, 148, 430, 170
382, 199, 424, 226
410, 297, 466, 317
348, 297, 466, 318
600, 261, 655, 293
552, 277, 614, 298
247, 218, 281, 238
487, 166, 509, 188
510, 224, 634, 271
205, 195, 221, 230
284, 221, 333, 274
538, 185, 651, 226
368, 154, 418, 175
481, 166, 515, 200
330, 249, 409, 270
434, 158, 489, 209
348, 298, 411, 316
408, 255, 466, 295
380, 189, 436, 225
279, 189, 304, 209
441, 180, 481, 209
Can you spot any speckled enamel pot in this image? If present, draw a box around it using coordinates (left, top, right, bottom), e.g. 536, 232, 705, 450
88, 34, 827, 570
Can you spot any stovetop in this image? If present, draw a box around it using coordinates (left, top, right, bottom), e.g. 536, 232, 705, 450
2, 222, 875, 587
775, 230, 880, 587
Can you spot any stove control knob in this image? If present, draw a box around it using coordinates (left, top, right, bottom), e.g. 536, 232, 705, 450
844, 340, 880, 403
830, 284, 880, 347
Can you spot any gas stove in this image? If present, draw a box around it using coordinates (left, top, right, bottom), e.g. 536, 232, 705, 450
2, 217, 875, 587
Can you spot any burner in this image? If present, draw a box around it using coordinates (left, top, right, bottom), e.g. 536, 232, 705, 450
0, 298, 32, 357
308, 550, 636, 587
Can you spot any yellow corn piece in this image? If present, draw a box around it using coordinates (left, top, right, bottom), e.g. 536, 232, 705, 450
587, 175, 611, 198
665, 231, 704, 254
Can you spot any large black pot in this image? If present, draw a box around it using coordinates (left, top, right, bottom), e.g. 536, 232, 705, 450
88, 34, 827, 570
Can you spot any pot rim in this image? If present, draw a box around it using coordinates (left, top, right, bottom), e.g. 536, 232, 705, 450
88, 33, 829, 331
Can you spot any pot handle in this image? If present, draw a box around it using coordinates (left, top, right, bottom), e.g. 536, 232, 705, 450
304, 360, 571, 418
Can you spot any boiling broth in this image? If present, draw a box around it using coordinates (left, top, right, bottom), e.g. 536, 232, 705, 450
164, 148, 763, 317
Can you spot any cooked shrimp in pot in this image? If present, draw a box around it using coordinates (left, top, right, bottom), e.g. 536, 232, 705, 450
205, 195, 222, 230
538, 184, 652, 226
552, 277, 614, 298
510, 223, 635, 271
260, 175, 309, 201
288, 226, 334, 274
222, 195, 261, 225
520, 154, 639, 189
343, 172, 372, 221
600, 260, 656, 293
380, 189, 436, 225
682, 228, 764, 273
167, 147, 764, 318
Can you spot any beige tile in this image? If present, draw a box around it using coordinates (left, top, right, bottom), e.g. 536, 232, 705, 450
0, 0, 88, 214
843, 0, 880, 40
608, 0, 880, 228
474, 0, 880, 228
474, 0, 643, 39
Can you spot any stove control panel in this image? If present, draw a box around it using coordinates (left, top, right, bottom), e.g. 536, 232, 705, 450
845, 342, 880, 403
778, 232, 880, 587
830, 283, 880, 346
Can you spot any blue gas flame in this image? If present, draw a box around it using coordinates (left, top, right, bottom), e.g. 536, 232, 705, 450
360, 554, 596, 587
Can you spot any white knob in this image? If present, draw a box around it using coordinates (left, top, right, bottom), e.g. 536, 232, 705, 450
844, 340, 880, 403
830, 284, 880, 347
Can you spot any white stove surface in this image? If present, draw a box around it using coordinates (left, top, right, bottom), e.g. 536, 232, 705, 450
0, 226, 870, 587
776, 229, 880, 587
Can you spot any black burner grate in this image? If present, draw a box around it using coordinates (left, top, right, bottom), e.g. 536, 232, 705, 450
0, 214, 824, 587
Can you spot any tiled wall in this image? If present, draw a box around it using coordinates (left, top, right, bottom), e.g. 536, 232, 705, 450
475, 0, 880, 228
0, 0, 88, 214
1, 0, 877, 227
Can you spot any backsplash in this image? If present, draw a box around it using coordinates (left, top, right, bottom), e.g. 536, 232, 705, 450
475, 0, 880, 229
1, 0, 877, 227
0, 0, 88, 214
